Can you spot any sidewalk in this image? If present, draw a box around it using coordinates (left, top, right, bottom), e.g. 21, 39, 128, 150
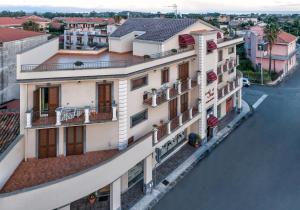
130, 100, 252, 210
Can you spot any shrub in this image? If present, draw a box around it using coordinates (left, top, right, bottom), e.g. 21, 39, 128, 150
74, 61, 84, 66
242, 70, 271, 84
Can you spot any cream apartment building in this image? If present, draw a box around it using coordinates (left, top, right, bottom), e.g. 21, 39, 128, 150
0, 18, 243, 210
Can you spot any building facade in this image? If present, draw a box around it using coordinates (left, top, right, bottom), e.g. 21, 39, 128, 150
0, 28, 49, 104
245, 26, 297, 73
0, 18, 243, 210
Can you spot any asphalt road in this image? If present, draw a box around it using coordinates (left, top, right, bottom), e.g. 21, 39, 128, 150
153, 69, 300, 210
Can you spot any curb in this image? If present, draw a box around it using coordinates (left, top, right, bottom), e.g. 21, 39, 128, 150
130, 102, 253, 210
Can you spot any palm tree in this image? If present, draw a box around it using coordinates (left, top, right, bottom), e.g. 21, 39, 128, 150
264, 19, 280, 74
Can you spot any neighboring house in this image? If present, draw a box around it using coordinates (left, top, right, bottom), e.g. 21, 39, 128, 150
245, 26, 297, 73
230, 16, 258, 27
0, 28, 49, 104
58, 17, 121, 50
0, 16, 50, 31
0, 18, 243, 210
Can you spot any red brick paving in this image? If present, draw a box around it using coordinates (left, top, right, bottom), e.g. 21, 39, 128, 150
1, 150, 118, 193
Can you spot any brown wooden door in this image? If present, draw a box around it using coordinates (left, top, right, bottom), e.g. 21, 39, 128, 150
178, 63, 189, 80
180, 93, 189, 113
169, 98, 178, 120
48, 87, 59, 117
38, 128, 57, 159
98, 83, 112, 113
66, 126, 84, 156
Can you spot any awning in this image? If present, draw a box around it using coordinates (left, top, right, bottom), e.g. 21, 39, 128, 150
179, 34, 195, 47
207, 115, 218, 127
207, 40, 217, 51
207, 71, 217, 82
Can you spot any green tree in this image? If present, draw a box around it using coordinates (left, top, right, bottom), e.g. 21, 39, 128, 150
264, 18, 280, 74
22, 20, 40, 32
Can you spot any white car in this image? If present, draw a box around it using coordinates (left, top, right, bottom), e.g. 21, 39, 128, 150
242, 78, 250, 87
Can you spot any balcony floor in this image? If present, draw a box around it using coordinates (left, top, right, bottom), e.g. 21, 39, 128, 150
0, 150, 118, 193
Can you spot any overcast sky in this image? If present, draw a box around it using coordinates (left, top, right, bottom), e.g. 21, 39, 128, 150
1, 0, 300, 13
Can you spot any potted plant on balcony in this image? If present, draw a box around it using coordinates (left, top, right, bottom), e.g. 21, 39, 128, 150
144, 54, 151, 59
188, 133, 201, 148
88, 193, 96, 205
74, 61, 84, 67
171, 49, 178, 54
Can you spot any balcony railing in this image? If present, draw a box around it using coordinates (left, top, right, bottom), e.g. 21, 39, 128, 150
152, 104, 200, 143
144, 73, 200, 108
25, 104, 117, 128
21, 46, 195, 72
217, 72, 242, 100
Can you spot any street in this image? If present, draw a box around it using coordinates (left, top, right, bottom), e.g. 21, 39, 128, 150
153, 68, 300, 210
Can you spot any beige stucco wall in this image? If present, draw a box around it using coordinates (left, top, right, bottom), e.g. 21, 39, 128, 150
132, 41, 162, 56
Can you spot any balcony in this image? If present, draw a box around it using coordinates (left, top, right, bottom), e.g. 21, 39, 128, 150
25, 104, 118, 129
217, 56, 239, 75
144, 74, 200, 108
217, 36, 244, 48
217, 73, 242, 100
152, 104, 200, 143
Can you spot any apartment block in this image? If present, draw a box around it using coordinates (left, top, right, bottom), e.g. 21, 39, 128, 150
0, 18, 243, 210
0, 28, 49, 104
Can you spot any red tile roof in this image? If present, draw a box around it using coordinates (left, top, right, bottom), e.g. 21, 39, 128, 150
0, 99, 20, 111
0, 112, 20, 154
0, 28, 45, 43
0, 17, 24, 26
1, 149, 118, 193
277, 30, 297, 43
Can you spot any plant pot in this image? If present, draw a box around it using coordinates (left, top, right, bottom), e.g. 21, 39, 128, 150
88, 194, 96, 205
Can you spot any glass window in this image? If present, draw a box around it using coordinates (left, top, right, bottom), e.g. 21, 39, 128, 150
40, 87, 49, 114
218, 50, 223, 62
131, 110, 148, 127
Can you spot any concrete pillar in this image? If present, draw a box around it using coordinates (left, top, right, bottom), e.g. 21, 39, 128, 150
19, 83, 27, 135
179, 114, 183, 126
177, 80, 182, 94
188, 77, 192, 89
84, 106, 90, 123
143, 154, 153, 194
166, 87, 170, 100
118, 80, 128, 150
189, 108, 193, 120
58, 127, 64, 156
112, 103, 117, 121
197, 71, 201, 85
25, 111, 32, 128
167, 121, 171, 135
153, 126, 158, 144
121, 172, 129, 193
237, 89, 242, 111
110, 178, 121, 210
151, 89, 157, 107
56, 109, 62, 126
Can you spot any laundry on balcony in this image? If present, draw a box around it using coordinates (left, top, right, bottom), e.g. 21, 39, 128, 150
207, 115, 218, 127
179, 34, 195, 48
207, 71, 217, 82
207, 40, 217, 51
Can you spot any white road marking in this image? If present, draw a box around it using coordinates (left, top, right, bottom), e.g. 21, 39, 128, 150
252, 94, 268, 110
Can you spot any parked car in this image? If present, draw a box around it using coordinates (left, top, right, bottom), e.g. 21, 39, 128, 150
242, 77, 250, 87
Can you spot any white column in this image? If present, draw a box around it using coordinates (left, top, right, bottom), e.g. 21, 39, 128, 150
26, 111, 32, 128
188, 77, 192, 89
121, 172, 129, 193
84, 106, 90, 123
177, 80, 182, 94
237, 89, 242, 111
55, 109, 62, 126
195, 34, 207, 141
118, 80, 128, 150
153, 126, 158, 144
110, 178, 121, 210
143, 154, 153, 194
197, 70, 201, 85
166, 87, 170, 100
58, 127, 64, 156
151, 89, 157, 107
189, 108, 193, 120
179, 114, 183, 126
112, 103, 117, 121
167, 121, 171, 135
19, 83, 27, 135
